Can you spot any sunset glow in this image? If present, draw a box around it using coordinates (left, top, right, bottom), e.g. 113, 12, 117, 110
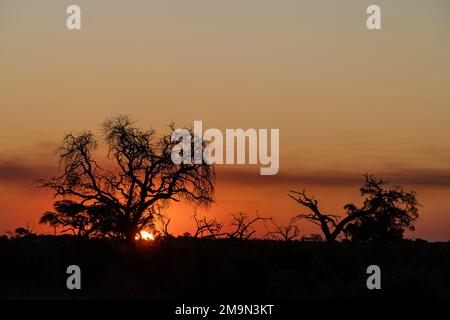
1, 1, 450, 241
135, 231, 155, 241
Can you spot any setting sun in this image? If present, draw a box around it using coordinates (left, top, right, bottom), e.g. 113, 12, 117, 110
135, 230, 155, 241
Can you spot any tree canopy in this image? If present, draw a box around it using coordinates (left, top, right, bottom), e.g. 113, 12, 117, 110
290, 174, 419, 243
39, 115, 215, 243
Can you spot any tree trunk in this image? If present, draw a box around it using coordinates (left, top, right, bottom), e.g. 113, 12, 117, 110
124, 225, 138, 247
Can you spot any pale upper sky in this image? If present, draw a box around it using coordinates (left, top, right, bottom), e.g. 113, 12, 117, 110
1, 1, 450, 239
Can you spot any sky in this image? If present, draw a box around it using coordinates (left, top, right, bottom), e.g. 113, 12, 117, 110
1, 0, 450, 240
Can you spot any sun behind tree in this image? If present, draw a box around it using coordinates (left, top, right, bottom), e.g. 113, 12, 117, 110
39, 115, 215, 244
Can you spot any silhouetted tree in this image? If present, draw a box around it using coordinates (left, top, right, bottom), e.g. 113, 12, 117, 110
267, 217, 301, 241
343, 175, 419, 242
289, 189, 351, 243
40, 200, 120, 238
40, 115, 215, 244
290, 174, 419, 243
154, 207, 172, 238
226, 212, 271, 240
188, 211, 270, 240
192, 211, 225, 239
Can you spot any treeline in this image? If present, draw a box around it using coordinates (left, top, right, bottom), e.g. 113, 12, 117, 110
6, 173, 420, 245
6, 116, 420, 245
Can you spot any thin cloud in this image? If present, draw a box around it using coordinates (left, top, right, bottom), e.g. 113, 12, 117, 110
0, 161, 55, 185
1, 158, 449, 188
217, 167, 450, 188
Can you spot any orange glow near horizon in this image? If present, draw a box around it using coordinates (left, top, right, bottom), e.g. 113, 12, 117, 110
1, 1, 450, 242
135, 230, 155, 241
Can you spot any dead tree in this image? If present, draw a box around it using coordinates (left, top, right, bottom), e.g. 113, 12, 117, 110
154, 208, 172, 238
290, 174, 420, 243
192, 211, 224, 239
267, 217, 301, 241
289, 190, 347, 243
226, 211, 271, 240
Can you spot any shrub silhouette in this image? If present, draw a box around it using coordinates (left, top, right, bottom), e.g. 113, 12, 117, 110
14, 227, 30, 238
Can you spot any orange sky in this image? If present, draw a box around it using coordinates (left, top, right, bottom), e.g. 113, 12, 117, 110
1, 0, 450, 240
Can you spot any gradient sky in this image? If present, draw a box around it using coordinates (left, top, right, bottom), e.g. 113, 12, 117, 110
1, 0, 450, 240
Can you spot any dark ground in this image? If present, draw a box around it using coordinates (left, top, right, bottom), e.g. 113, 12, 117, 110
1, 236, 450, 300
